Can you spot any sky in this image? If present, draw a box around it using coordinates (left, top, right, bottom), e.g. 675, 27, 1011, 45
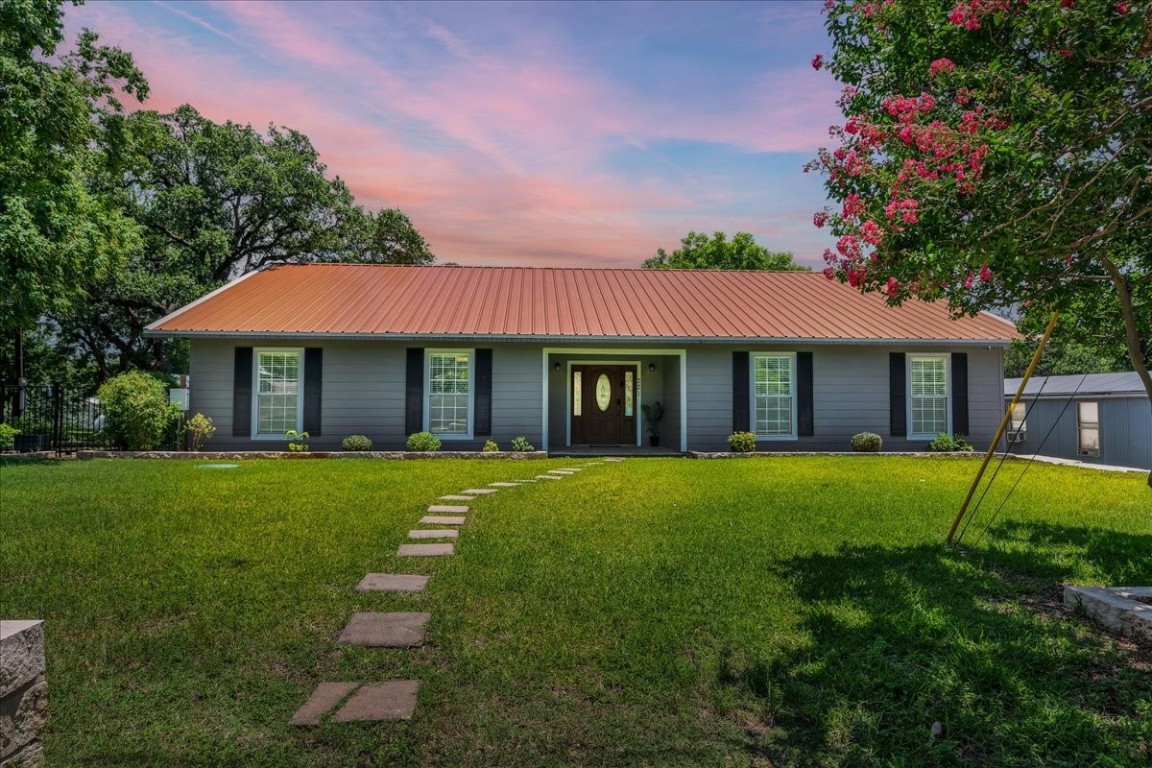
67, 0, 842, 269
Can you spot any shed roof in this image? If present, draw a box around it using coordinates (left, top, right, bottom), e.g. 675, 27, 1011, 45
1005, 372, 1149, 398
148, 264, 1018, 344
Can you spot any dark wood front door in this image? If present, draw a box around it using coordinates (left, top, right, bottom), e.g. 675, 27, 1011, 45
571, 365, 636, 445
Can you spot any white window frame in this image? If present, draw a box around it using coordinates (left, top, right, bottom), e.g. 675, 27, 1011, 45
1077, 400, 1100, 457
751, 352, 798, 441
908, 354, 951, 440
425, 349, 474, 440
251, 347, 304, 440
1007, 402, 1027, 443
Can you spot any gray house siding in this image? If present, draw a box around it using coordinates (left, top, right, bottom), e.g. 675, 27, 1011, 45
189, 339, 1004, 454
1010, 396, 1152, 470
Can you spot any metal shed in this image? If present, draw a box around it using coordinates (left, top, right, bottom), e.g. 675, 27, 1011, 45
1004, 372, 1152, 470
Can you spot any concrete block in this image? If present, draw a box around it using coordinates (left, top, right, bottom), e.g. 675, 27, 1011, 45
332, 680, 420, 722
337, 612, 430, 647
439, 495, 474, 501
397, 543, 454, 557
419, 516, 466, 526
427, 505, 469, 514
289, 682, 358, 726
0, 622, 44, 698
355, 574, 429, 592
408, 529, 458, 540
488, 482, 520, 487
461, 488, 497, 495
1065, 585, 1152, 641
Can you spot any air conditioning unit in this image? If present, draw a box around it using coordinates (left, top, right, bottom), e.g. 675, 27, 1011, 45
1006, 430, 1025, 444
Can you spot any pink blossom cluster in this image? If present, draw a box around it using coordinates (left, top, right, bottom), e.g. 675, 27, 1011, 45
929, 58, 957, 77
947, 0, 1016, 31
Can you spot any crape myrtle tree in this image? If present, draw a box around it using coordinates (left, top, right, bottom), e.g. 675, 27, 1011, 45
55, 104, 435, 380
643, 231, 809, 270
810, 1, 1152, 414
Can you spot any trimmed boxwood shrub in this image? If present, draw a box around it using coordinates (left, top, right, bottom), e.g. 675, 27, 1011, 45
406, 431, 442, 451
341, 434, 373, 451
927, 433, 974, 452
851, 432, 883, 452
482, 439, 499, 452
510, 436, 535, 452
98, 371, 180, 450
728, 431, 756, 452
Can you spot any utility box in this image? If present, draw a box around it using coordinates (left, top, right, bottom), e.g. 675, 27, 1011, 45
169, 388, 190, 411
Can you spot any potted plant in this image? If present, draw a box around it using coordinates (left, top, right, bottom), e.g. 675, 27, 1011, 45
641, 401, 665, 447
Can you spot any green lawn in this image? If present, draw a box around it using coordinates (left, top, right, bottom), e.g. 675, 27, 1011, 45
1, 456, 1149, 767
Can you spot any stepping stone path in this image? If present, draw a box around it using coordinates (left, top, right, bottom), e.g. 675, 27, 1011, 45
420, 515, 466, 526
338, 612, 430, 647
356, 573, 428, 592
293, 457, 619, 728
398, 542, 454, 557
409, 529, 459, 539
292, 681, 419, 725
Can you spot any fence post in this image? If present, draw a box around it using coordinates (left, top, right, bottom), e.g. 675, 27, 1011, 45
51, 382, 64, 455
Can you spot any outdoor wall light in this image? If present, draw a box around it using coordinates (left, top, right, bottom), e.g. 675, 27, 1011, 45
648, 363, 657, 372
554, 362, 562, 372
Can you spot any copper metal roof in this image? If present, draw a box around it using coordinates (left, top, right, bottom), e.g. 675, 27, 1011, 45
147, 264, 1018, 344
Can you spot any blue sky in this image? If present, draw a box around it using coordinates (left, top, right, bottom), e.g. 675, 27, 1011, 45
70, 0, 841, 267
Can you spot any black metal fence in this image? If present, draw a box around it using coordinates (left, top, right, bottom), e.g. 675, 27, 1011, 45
1, 383, 115, 454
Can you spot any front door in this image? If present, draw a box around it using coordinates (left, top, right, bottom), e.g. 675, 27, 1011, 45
571, 365, 636, 445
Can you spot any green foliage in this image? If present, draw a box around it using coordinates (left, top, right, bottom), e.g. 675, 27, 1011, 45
727, 431, 756, 452
510, 436, 535, 452
184, 413, 215, 452
0, 0, 148, 331
406, 431, 441, 451
926, 433, 974, 453
0, 423, 19, 451
284, 430, 309, 452
850, 432, 883, 452
640, 401, 665, 436
642, 232, 808, 271
97, 371, 177, 450
482, 439, 499, 452
815, 0, 1152, 403
341, 434, 373, 452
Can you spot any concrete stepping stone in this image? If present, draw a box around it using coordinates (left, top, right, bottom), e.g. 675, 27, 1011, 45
535, 474, 562, 480
332, 680, 420, 722
514, 479, 538, 483
338, 612, 429, 647
462, 488, 498, 495
398, 543, 454, 557
603, 457, 626, 462
489, 482, 520, 487
420, 515, 466, 526
408, 529, 459, 540
290, 682, 358, 726
548, 470, 575, 475
428, 504, 470, 513
439, 495, 474, 501
356, 574, 429, 592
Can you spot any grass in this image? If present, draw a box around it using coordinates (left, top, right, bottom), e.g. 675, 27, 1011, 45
1, 456, 1149, 767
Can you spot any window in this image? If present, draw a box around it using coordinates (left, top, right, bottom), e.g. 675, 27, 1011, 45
1077, 401, 1100, 456
1008, 402, 1027, 442
753, 353, 796, 438
427, 351, 472, 437
909, 355, 949, 438
255, 349, 302, 436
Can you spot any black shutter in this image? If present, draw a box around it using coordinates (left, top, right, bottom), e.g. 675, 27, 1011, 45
303, 348, 322, 435
233, 347, 253, 436
475, 349, 492, 436
405, 348, 424, 435
797, 351, 814, 437
951, 352, 969, 436
890, 352, 907, 437
733, 351, 750, 432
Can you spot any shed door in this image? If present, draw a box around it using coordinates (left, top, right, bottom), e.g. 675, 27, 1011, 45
571, 365, 636, 445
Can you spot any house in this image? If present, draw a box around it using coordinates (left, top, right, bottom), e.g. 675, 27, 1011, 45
1004, 373, 1152, 470
146, 264, 1018, 453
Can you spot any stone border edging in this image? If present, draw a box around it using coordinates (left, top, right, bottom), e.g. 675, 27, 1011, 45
686, 450, 986, 459
74, 450, 551, 460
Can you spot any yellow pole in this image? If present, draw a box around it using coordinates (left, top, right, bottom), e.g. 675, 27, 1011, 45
946, 310, 1061, 545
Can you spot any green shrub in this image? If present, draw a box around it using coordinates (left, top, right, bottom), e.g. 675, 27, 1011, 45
285, 430, 309, 452
851, 432, 883, 452
728, 431, 756, 452
510, 436, 535, 452
482, 439, 499, 452
0, 423, 20, 451
927, 433, 974, 452
186, 413, 216, 451
407, 431, 441, 451
98, 372, 180, 450
341, 434, 373, 451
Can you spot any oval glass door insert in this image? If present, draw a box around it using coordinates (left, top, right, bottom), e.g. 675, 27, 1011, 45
595, 373, 612, 412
